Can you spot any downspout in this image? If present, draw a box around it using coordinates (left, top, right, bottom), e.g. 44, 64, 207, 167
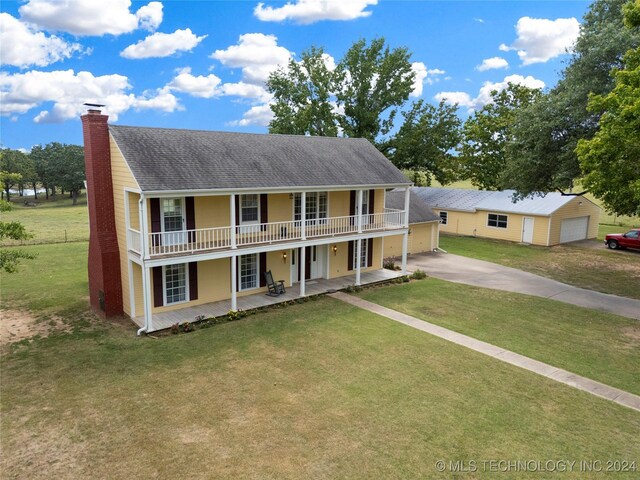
137, 193, 148, 336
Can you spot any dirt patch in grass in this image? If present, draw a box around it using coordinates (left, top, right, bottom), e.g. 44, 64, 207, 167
0, 310, 70, 346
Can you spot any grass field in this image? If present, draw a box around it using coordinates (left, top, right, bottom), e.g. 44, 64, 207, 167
359, 278, 640, 395
1, 193, 89, 245
2, 296, 640, 479
439, 235, 640, 300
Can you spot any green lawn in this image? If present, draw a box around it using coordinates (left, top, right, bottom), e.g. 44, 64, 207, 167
1, 193, 89, 245
358, 278, 640, 395
0, 242, 88, 315
2, 297, 640, 479
439, 234, 640, 300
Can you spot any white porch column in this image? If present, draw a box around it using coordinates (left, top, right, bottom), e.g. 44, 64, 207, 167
401, 233, 408, 274
355, 238, 362, 285
142, 265, 153, 333
301, 191, 306, 240
300, 246, 306, 296
231, 255, 237, 311
403, 186, 410, 228
357, 189, 363, 233
230, 194, 237, 249
140, 195, 149, 259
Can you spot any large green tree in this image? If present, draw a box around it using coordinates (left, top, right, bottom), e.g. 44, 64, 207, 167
334, 38, 415, 146
267, 37, 415, 149
505, 0, 640, 196
576, 0, 640, 216
390, 100, 462, 186
0, 149, 31, 200
267, 46, 339, 136
460, 83, 542, 190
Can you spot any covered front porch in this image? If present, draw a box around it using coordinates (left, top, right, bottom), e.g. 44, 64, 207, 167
133, 268, 402, 332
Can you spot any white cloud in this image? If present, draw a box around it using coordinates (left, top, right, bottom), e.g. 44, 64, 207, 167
19, 0, 163, 36
254, 0, 377, 24
166, 67, 222, 98
0, 13, 85, 68
210, 33, 292, 85
121, 28, 206, 59
476, 56, 509, 72
474, 18, 485, 24
0, 69, 180, 123
228, 103, 274, 127
410, 62, 427, 97
435, 74, 545, 111
220, 82, 272, 103
426, 68, 446, 85
499, 17, 580, 65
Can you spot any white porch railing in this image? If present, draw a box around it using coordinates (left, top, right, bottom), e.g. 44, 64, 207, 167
135, 210, 405, 257
127, 228, 141, 254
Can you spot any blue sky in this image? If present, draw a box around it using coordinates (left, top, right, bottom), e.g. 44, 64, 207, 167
0, 0, 590, 150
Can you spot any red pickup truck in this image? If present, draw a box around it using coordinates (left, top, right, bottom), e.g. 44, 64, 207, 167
604, 228, 640, 250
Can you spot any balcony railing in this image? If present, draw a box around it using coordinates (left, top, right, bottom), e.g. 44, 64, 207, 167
138, 210, 406, 257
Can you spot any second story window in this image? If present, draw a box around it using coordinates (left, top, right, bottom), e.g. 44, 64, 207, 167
295, 192, 328, 224
241, 194, 259, 224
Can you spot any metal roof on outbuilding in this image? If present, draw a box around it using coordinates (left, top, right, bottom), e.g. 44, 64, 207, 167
412, 187, 596, 216
109, 125, 410, 192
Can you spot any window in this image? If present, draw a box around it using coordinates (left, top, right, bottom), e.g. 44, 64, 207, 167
240, 194, 259, 224
164, 264, 187, 304
360, 190, 370, 216
439, 211, 448, 225
240, 254, 258, 290
162, 198, 183, 232
294, 192, 328, 224
353, 239, 368, 269
626, 230, 639, 239
488, 213, 508, 229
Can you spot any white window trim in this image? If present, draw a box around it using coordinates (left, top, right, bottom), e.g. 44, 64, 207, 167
240, 194, 261, 226
487, 213, 509, 229
353, 239, 369, 269
239, 253, 260, 292
293, 192, 329, 222
160, 197, 185, 234
163, 263, 189, 306
439, 211, 448, 225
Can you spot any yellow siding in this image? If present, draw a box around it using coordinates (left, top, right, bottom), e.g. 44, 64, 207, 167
110, 135, 141, 317
268, 250, 291, 287
437, 210, 477, 236
195, 195, 230, 228
383, 222, 439, 257
132, 262, 143, 317
127, 191, 140, 230
548, 197, 601, 245
269, 194, 292, 222
330, 191, 350, 217
373, 189, 384, 213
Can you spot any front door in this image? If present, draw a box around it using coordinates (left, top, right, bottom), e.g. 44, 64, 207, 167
291, 246, 327, 282
522, 217, 534, 244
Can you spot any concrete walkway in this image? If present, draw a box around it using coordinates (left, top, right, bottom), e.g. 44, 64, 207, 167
330, 292, 640, 412
407, 253, 640, 320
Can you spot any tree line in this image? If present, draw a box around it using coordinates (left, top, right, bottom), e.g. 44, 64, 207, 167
266, 0, 640, 217
0, 143, 85, 205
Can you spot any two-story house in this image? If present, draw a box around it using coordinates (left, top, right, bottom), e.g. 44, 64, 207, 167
82, 108, 412, 333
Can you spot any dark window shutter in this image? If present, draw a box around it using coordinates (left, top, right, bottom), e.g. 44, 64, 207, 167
260, 194, 268, 231
236, 257, 240, 291
185, 196, 195, 243
368, 190, 375, 214
349, 190, 356, 216
235, 195, 240, 225
367, 238, 374, 267
150, 198, 162, 247
189, 262, 198, 301
152, 266, 163, 307
347, 241, 354, 271
259, 252, 267, 287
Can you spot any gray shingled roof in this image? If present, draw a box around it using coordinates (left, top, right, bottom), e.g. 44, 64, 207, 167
109, 125, 410, 192
413, 187, 594, 216
386, 189, 440, 223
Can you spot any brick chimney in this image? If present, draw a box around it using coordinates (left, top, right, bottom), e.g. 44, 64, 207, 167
81, 109, 123, 318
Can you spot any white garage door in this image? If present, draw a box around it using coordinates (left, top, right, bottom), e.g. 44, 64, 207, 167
560, 216, 589, 243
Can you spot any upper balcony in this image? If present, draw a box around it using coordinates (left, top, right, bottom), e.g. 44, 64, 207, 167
128, 208, 405, 259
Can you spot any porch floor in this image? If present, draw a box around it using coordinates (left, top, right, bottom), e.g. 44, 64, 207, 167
133, 269, 403, 333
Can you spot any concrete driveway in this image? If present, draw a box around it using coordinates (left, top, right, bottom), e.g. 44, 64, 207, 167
407, 253, 640, 320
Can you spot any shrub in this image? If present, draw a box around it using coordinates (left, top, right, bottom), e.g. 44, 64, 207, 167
181, 322, 194, 333
170, 323, 180, 335
411, 269, 427, 280
383, 258, 397, 271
